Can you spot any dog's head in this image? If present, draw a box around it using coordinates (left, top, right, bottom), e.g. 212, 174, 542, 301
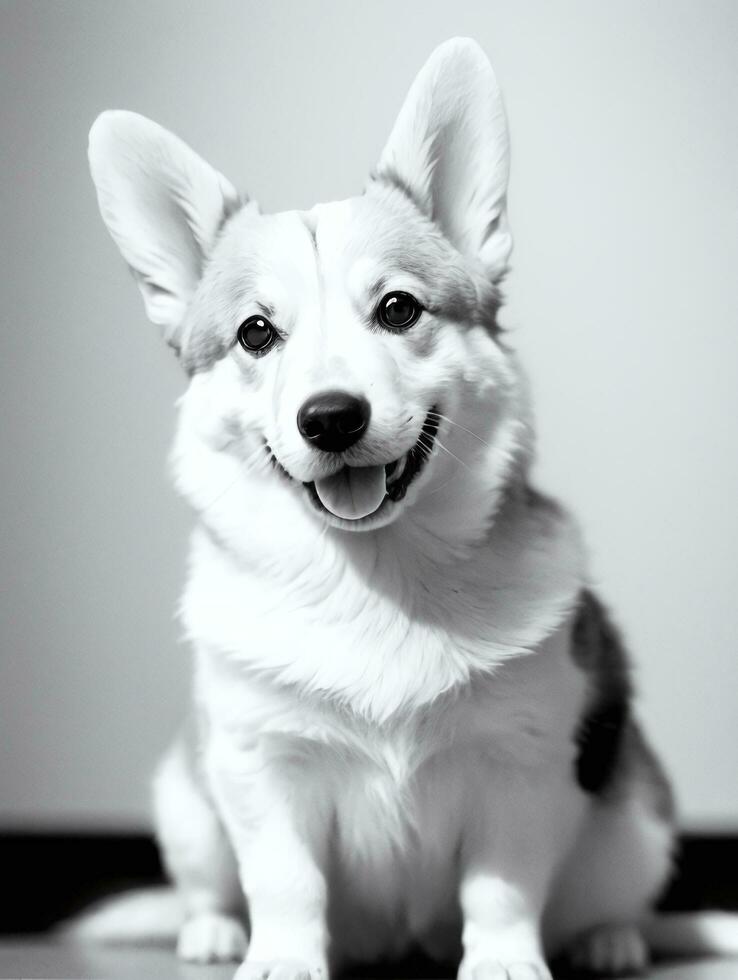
89, 39, 531, 541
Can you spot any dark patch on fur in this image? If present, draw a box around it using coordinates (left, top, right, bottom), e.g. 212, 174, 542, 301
524, 485, 564, 519
571, 590, 633, 695
571, 590, 632, 795
180, 335, 230, 377
575, 699, 629, 793
570, 589, 675, 821
474, 278, 503, 339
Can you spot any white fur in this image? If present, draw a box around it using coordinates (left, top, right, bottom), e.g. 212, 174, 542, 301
81, 36, 734, 980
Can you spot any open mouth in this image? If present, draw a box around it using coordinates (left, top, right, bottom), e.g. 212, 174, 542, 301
306, 408, 440, 522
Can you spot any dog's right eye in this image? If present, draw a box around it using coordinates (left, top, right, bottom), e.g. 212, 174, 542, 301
237, 316, 278, 355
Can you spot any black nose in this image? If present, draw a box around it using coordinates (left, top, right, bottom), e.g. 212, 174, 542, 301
297, 390, 371, 453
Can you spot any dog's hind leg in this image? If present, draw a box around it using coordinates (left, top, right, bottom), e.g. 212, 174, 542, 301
153, 724, 247, 963
542, 722, 676, 975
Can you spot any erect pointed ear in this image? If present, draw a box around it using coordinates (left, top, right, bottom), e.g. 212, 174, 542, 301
375, 38, 512, 282
88, 110, 242, 353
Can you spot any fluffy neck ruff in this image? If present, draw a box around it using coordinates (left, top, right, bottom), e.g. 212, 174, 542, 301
179, 466, 586, 723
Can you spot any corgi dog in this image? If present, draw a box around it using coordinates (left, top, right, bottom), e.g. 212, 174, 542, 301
83, 37, 738, 980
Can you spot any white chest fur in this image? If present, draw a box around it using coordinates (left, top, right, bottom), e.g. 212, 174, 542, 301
195, 595, 588, 962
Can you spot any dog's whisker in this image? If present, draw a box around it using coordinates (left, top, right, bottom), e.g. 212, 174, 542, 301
199, 440, 277, 512
428, 411, 493, 450
434, 437, 475, 475
414, 437, 433, 459
417, 430, 437, 454
242, 441, 270, 468
424, 473, 458, 497
199, 475, 242, 512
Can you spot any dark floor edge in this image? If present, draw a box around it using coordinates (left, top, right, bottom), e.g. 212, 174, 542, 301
1, 832, 737, 936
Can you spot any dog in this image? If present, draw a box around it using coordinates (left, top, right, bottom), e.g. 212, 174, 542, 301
81, 37, 738, 980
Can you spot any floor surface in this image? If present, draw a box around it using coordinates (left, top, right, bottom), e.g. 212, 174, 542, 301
1, 941, 738, 980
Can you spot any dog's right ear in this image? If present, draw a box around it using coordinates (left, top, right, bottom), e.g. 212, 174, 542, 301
88, 111, 242, 354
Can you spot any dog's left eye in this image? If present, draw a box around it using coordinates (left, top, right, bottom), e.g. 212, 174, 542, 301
376, 291, 423, 331
236, 315, 278, 355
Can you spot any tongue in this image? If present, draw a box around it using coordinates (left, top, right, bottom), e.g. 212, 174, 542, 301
314, 465, 387, 520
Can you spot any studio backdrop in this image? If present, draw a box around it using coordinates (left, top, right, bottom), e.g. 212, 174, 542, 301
1, 0, 736, 832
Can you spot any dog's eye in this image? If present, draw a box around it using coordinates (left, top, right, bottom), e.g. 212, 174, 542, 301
376, 291, 422, 331
237, 315, 277, 355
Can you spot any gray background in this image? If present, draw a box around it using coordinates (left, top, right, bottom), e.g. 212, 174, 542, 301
1, 0, 736, 831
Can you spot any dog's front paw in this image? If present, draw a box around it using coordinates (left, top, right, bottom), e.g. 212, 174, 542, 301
177, 912, 247, 963
234, 958, 327, 980
459, 957, 552, 980
565, 924, 648, 976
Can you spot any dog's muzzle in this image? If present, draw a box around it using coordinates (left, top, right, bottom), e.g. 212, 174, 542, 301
306, 409, 440, 522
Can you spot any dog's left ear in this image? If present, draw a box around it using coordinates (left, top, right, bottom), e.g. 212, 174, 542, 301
376, 38, 511, 282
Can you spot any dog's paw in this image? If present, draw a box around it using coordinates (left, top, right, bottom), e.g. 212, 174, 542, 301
233, 958, 327, 980
566, 924, 648, 976
176, 912, 248, 963
459, 957, 552, 980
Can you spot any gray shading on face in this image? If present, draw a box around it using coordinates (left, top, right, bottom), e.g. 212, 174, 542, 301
178, 182, 487, 378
